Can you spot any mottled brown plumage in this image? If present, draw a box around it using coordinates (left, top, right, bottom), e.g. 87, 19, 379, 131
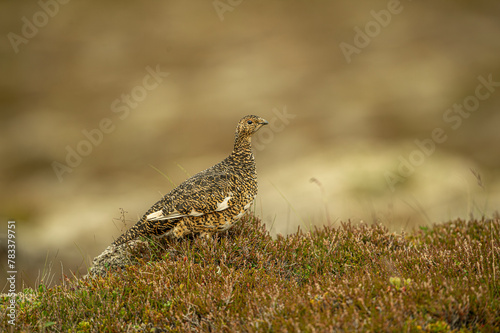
112, 115, 268, 246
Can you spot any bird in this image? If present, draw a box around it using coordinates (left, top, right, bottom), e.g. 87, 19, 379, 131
112, 115, 269, 246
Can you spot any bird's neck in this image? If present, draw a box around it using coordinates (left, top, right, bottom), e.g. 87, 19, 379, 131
229, 134, 255, 165
234, 133, 252, 151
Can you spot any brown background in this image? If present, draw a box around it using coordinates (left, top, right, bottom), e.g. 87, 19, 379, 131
1, 0, 499, 288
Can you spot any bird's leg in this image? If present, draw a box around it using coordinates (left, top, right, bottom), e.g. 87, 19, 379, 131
171, 219, 191, 239
198, 232, 218, 247
198, 232, 212, 240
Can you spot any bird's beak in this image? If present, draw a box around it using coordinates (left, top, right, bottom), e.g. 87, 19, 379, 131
260, 118, 269, 125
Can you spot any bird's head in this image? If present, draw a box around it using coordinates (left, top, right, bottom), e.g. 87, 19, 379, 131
235, 115, 269, 139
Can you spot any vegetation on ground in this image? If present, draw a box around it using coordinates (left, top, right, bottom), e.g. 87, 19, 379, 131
1, 215, 499, 332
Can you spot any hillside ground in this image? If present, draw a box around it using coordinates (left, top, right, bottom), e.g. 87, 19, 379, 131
1, 215, 499, 332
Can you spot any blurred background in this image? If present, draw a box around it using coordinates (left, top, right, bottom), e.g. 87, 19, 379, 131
1, 0, 499, 288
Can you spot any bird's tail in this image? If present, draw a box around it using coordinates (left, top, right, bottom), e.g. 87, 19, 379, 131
112, 203, 177, 246
112, 220, 147, 246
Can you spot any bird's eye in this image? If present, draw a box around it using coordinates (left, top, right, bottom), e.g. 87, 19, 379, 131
247, 120, 253, 124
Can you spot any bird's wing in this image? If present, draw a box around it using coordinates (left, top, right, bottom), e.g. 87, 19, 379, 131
146, 172, 237, 222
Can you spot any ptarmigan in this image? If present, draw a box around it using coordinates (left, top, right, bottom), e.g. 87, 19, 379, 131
112, 115, 268, 246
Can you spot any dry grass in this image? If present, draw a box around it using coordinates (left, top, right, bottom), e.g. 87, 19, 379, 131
1, 215, 499, 332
